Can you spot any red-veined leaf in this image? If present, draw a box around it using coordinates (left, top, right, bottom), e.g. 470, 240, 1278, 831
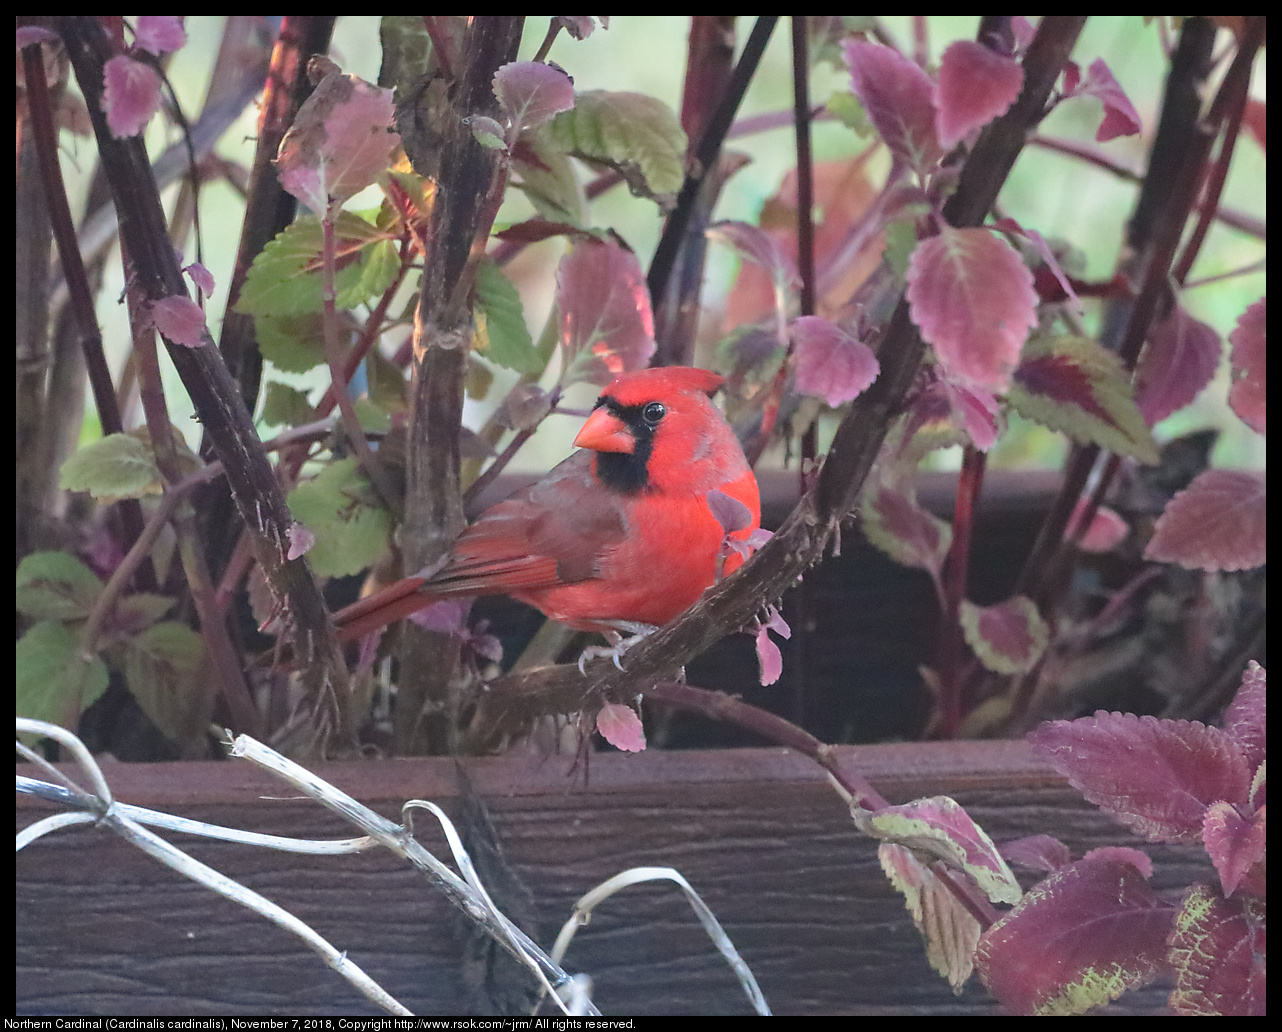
1168, 885, 1266, 1015
977, 857, 1173, 1015
1009, 334, 1160, 463
959, 595, 1048, 675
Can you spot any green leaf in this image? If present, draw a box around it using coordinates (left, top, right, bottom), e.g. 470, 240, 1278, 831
59, 432, 162, 502
16, 621, 109, 733
473, 260, 542, 374
16, 551, 102, 621
110, 593, 176, 636
256, 314, 328, 373
546, 90, 687, 206
855, 795, 1023, 905
512, 129, 588, 226
355, 238, 402, 306
1008, 335, 1160, 464
234, 212, 385, 318
261, 382, 316, 428
124, 621, 212, 749
287, 457, 392, 577
365, 346, 408, 414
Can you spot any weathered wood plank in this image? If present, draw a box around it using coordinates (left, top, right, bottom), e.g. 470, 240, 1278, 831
18, 741, 1206, 1015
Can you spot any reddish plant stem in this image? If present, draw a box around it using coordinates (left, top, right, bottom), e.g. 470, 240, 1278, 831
937, 446, 986, 738
20, 40, 153, 587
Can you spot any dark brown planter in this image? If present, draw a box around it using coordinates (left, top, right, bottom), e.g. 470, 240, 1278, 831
18, 741, 1209, 1015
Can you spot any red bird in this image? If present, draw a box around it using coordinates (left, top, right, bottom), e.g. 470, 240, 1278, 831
333, 366, 761, 654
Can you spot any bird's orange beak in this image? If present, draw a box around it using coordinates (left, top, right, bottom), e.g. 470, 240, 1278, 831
574, 407, 635, 453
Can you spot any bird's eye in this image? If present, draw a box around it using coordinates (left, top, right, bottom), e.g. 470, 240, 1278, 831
641, 401, 666, 426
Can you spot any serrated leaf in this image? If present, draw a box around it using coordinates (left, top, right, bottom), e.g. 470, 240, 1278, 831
275, 69, 400, 212
260, 381, 316, 428
843, 40, 942, 174
1144, 469, 1266, 572
16, 551, 102, 621
556, 237, 656, 385
859, 479, 951, 588
934, 40, 1023, 150
1134, 304, 1221, 427
1168, 885, 1266, 1015
1227, 298, 1265, 434
287, 457, 392, 577
857, 795, 1022, 905
474, 260, 542, 374
234, 213, 386, 318
906, 227, 1038, 394
1008, 334, 1160, 463
493, 60, 575, 134
791, 315, 879, 407
976, 857, 1172, 1015
1029, 711, 1251, 843
255, 313, 328, 373
354, 237, 402, 305
879, 842, 981, 991
109, 592, 175, 636
124, 620, 212, 749
59, 432, 162, 502
511, 130, 588, 226
596, 702, 645, 752
546, 89, 687, 205
959, 595, 1048, 675
16, 621, 109, 733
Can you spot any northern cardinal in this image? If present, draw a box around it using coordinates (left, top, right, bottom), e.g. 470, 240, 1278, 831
332, 366, 761, 653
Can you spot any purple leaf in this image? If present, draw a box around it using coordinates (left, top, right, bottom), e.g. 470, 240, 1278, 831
275, 69, 400, 212
977, 857, 1173, 1015
934, 40, 1024, 149
1134, 304, 1221, 427
1221, 661, 1265, 773
992, 216, 1082, 313
791, 316, 880, 407
1168, 885, 1266, 1015
842, 40, 942, 174
556, 237, 656, 385
134, 15, 186, 56
102, 55, 162, 138
150, 296, 207, 348
1201, 802, 1265, 897
285, 522, 314, 561
1228, 298, 1265, 434
906, 227, 1038, 394
1145, 469, 1266, 572
597, 702, 645, 752
1030, 711, 1252, 843
706, 489, 753, 534
493, 60, 575, 133
1064, 58, 1142, 142
1001, 834, 1072, 873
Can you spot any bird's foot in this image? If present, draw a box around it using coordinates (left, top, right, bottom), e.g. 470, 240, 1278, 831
577, 621, 657, 675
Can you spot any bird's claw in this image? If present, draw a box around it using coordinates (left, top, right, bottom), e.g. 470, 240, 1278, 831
576, 622, 657, 676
